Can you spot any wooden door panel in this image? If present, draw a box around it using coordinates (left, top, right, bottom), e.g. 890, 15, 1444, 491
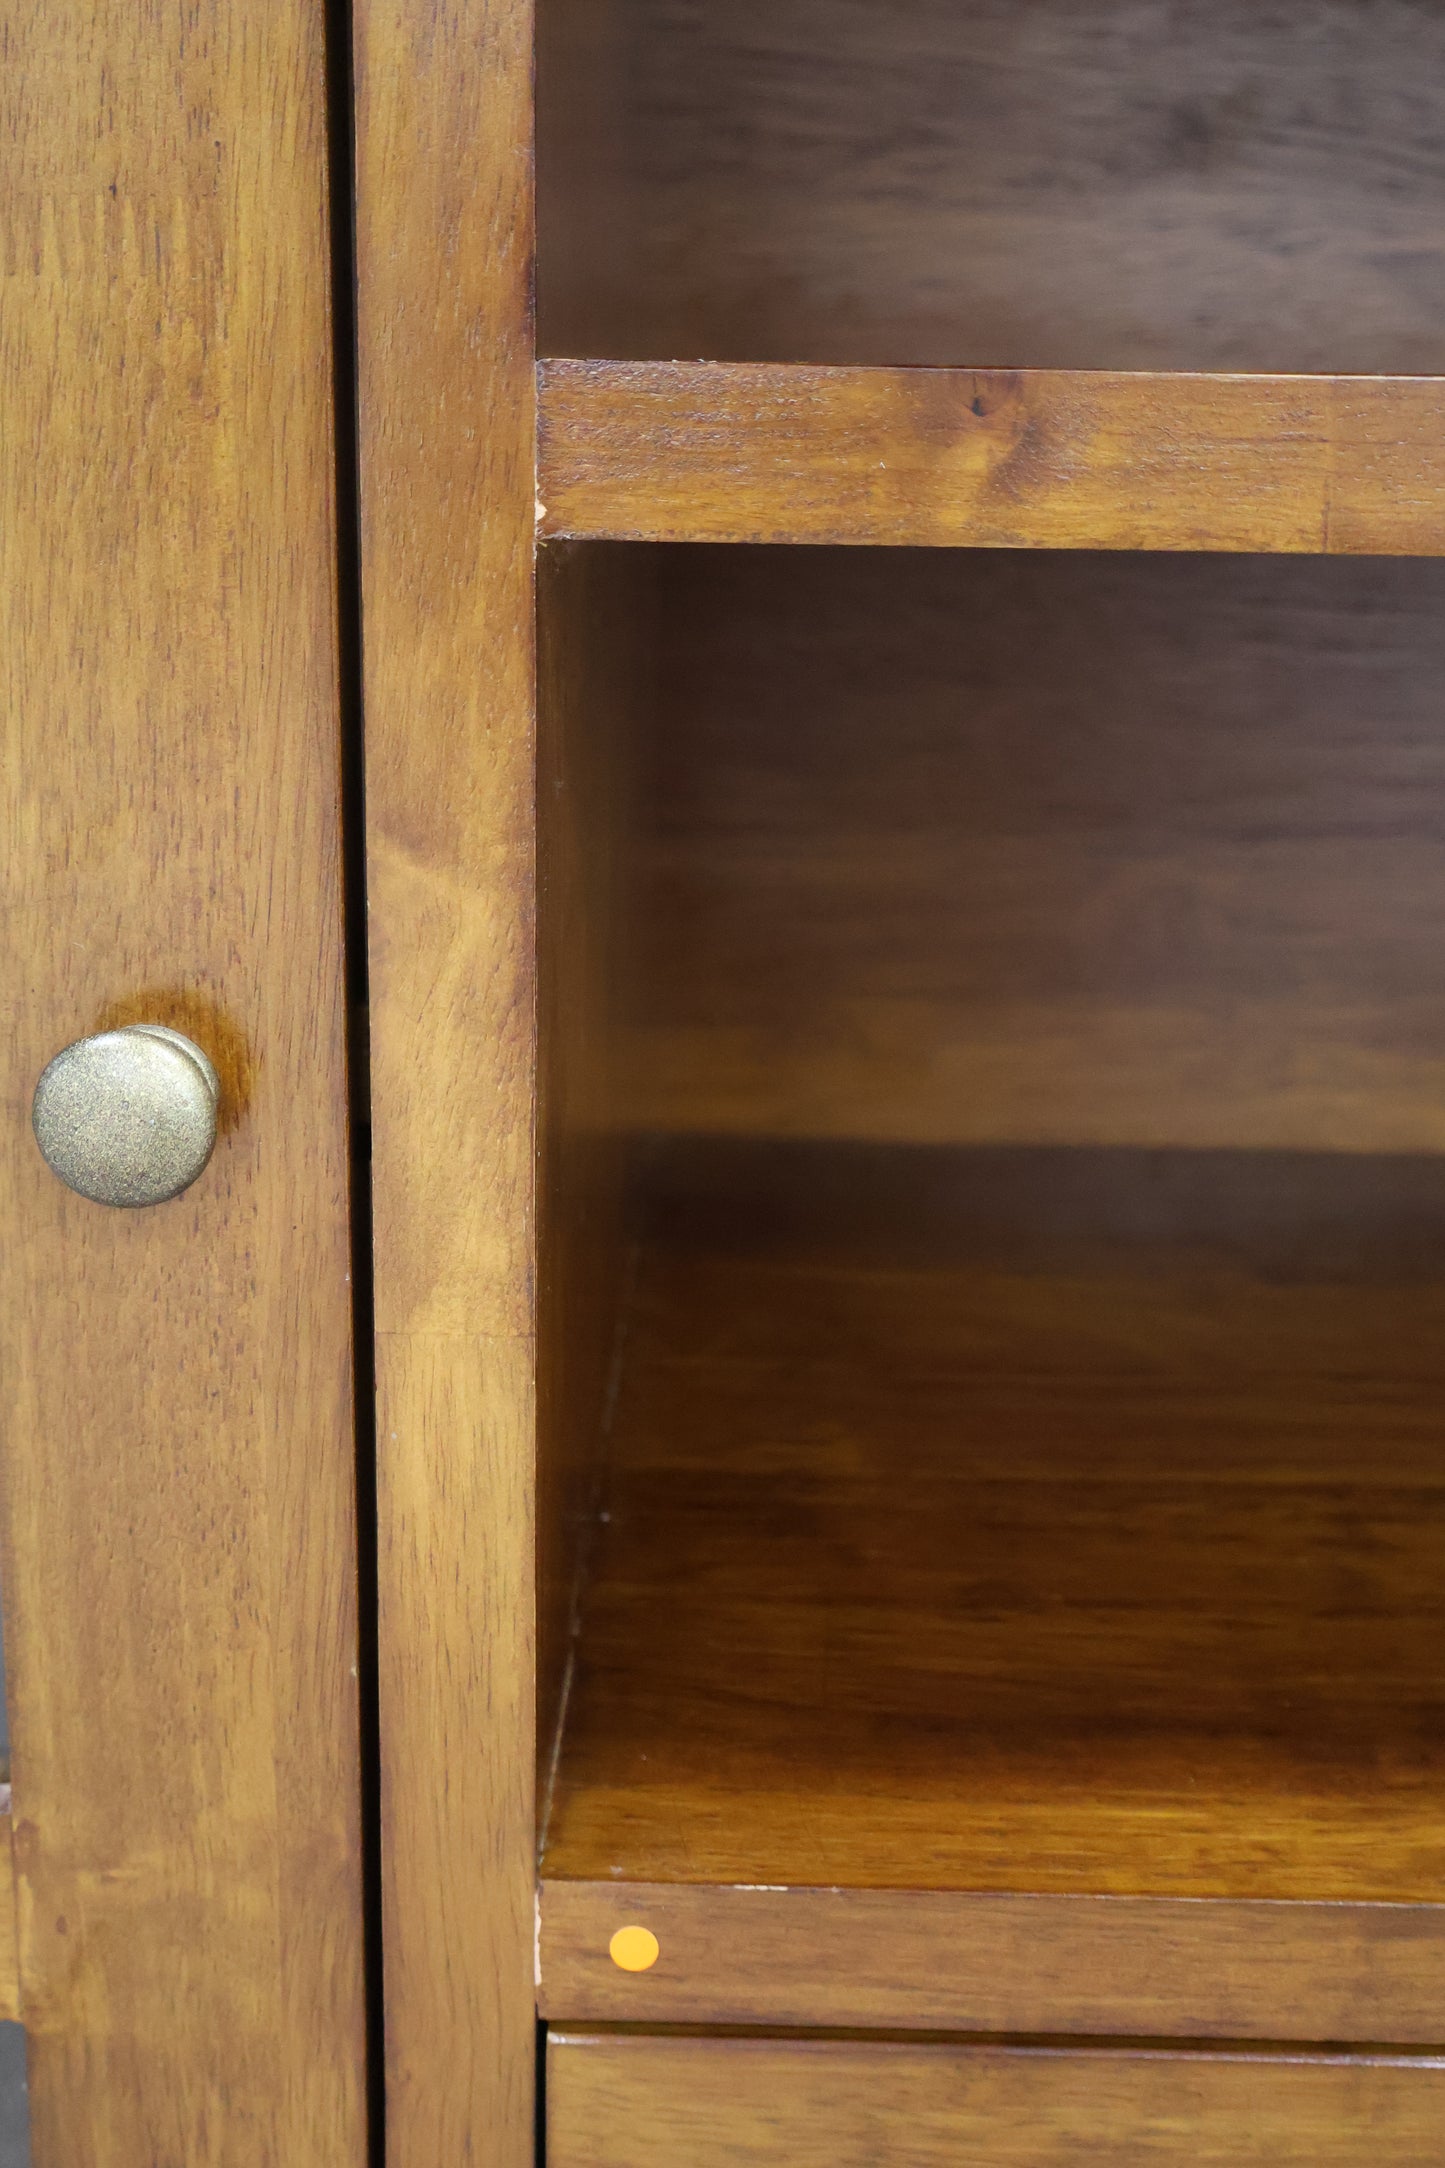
0, 3, 367, 2159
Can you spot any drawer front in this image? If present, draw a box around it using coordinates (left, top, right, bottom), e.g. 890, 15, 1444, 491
548, 2032, 1445, 2166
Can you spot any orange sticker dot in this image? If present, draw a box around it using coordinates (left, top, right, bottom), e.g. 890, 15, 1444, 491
609, 1925, 660, 1973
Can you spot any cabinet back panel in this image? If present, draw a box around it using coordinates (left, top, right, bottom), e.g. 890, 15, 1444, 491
537, 0, 1445, 372
627, 547, 1445, 1153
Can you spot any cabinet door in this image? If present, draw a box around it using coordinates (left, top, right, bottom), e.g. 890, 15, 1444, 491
0, 3, 368, 2161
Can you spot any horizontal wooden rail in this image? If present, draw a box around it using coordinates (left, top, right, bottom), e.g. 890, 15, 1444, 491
537, 361, 1445, 553
540, 1881, 1445, 2041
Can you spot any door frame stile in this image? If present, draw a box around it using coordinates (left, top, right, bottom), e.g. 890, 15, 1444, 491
352, 2, 540, 2160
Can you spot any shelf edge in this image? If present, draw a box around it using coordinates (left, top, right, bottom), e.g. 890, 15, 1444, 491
536, 361, 1445, 554
539, 1878, 1445, 2041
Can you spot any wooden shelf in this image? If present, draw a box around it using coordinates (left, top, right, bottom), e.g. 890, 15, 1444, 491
537, 361, 1445, 553
539, 1141, 1445, 2035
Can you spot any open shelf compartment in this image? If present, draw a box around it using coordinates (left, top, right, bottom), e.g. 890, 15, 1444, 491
535, 0, 1445, 554
536, 541, 1445, 2037
537, 0, 1445, 377
543, 1138, 1445, 1907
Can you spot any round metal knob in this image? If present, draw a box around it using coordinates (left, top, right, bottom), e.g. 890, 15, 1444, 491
32, 1025, 220, 1207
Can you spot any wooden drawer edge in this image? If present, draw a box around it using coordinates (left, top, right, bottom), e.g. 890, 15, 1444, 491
547, 2030, 1445, 2167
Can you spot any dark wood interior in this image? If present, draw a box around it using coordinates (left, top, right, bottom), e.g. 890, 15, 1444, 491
536, 0, 1445, 373
537, 542, 652, 1769
530, 0, 1445, 2038
542, 1136, 1445, 1903
535, 539, 1445, 2010
629, 547, 1445, 1154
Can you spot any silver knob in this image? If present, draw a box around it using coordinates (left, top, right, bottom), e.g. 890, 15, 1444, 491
32, 1025, 221, 1207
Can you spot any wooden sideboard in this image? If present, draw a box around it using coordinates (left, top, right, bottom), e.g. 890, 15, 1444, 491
5, 0, 1443, 2158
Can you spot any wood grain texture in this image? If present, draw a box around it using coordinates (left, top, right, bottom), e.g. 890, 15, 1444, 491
0, 1818, 17, 2027
629, 547, 1445, 1152
548, 2033, 1445, 2165
539, 1141, 1445, 2031
353, 0, 538, 2161
538, 363, 1445, 552
0, 3, 366, 2159
537, 0, 1445, 374
541, 1884, 1445, 2041
538, 544, 651, 1775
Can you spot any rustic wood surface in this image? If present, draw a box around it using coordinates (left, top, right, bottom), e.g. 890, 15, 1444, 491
536, 0, 1445, 375
0, 1, 366, 2157
353, 0, 539, 2161
539, 1140, 1445, 2031
539, 363, 1445, 552
625, 547, 1445, 1151
548, 2031, 1445, 2165
541, 1882, 1445, 2040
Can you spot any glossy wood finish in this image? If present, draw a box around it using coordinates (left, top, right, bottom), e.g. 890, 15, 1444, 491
539, 1141, 1445, 2031
536, 0, 1445, 374
353, 0, 538, 2159
0, 2, 366, 2157
538, 363, 1445, 553
628, 547, 1445, 1152
548, 2032, 1445, 2166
